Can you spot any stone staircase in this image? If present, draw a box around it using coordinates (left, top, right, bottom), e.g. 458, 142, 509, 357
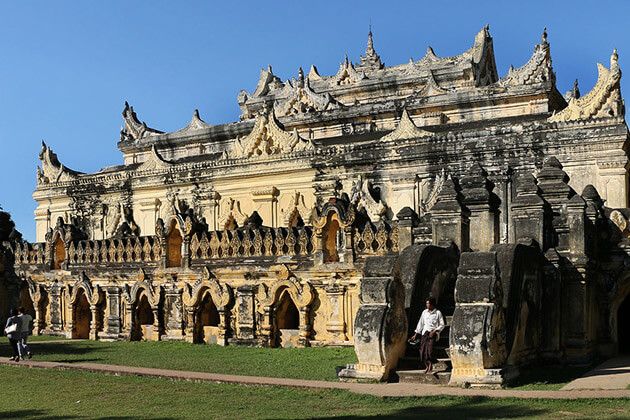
394, 315, 453, 384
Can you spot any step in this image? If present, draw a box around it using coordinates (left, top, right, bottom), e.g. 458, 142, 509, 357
397, 369, 451, 385
397, 357, 451, 371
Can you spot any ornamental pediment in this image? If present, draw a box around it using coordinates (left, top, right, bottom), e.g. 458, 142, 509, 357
227, 109, 315, 159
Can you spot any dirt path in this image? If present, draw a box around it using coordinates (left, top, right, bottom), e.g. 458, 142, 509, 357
1, 358, 629, 399
561, 354, 630, 390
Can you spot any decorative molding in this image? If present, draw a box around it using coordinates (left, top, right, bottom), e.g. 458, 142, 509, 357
135, 145, 173, 172
380, 109, 431, 142
227, 109, 315, 159
173, 109, 212, 133
120, 101, 163, 141
497, 28, 554, 87
549, 49, 623, 122
37, 141, 81, 184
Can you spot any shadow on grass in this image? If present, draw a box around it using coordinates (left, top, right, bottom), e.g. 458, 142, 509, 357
509, 364, 592, 388
0, 341, 113, 363
0, 409, 175, 420
307, 397, 547, 419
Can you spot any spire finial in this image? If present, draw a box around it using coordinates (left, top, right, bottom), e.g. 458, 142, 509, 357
542, 27, 548, 44
612, 47, 619, 68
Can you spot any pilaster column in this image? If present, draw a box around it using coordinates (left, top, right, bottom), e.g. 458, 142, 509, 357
89, 305, 99, 340
163, 284, 184, 341
104, 286, 122, 338
325, 284, 347, 341
235, 285, 256, 340
298, 305, 311, 346
396, 207, 419, 250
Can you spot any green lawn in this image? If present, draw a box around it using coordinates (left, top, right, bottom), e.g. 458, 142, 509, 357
0, 334, 68, 343
0, 366, 627, 419
0, 339, 356, 381
508, 365, 593, 390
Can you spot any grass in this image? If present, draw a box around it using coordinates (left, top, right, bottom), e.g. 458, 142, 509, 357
0, 334, 68, 343
0, 339, 357, 381
508, 365, 593, 390
0, 366, 628, 420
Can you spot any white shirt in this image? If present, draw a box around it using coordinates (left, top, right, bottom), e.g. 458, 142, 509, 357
414, 308, 445, 335
18, 314, 32, 333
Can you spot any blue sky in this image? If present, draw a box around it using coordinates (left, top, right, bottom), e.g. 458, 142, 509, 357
0, 1, 627, 241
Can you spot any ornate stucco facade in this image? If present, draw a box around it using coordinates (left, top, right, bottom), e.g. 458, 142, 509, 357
3, 27, 630, 386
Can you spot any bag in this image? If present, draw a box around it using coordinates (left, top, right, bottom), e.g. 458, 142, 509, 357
4, 322, 18, 335
407, 336, 421, 346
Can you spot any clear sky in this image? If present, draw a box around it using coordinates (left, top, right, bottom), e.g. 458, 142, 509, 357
0, 0, 627, 241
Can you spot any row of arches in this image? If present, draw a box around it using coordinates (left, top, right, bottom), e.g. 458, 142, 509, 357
64, 280, 305, 347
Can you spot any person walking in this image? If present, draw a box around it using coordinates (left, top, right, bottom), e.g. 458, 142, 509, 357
409, 297, 445, 373
4, 309, 22, 362
17, 306, 33, 360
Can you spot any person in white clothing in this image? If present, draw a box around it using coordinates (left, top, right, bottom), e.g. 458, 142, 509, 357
409, 298, 445, 373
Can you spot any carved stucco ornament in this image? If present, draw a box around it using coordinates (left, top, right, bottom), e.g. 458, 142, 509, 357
549, 49, 623, 122
610, 210, 628, 233
281, 191, 311, 226
218, 198, 248, 229
120, 101, 163, 141
37, 141, 82, 184
497, 28, 555, 87
380, 109, 431, 142
173, 109, 212, 134
349, 175, 388, 222
135, 145, 173, 172
274, 68, 341, 116
227, 109, 315, 159
182, 266, 233, 308
420, 169, 446, 216
333, 54, 367, 86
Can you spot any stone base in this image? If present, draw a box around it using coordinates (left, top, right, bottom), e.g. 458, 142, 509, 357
397, 369, 451, 385
449, 366, 519, 387
227, 337, 266, 347
338, 363, 388, 382
309, 340, 353, 347
279, 329, 300, 348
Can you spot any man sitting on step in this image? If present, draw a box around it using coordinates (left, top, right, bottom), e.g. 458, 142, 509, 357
409, 297, 445, 374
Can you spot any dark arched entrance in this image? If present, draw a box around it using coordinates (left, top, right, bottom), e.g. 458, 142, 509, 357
53, 236, 65, 270
166, 221, 183, 268
134, 294, 155, 340
618, 296, 630, 353
275, 290, 300, 347
72, 290, 91, 339
195, 292, 219, 343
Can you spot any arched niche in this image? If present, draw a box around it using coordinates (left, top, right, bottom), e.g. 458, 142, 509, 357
322, 212, 340, 263
260, 276, 314, 347
53, 235, 65, 270
72, 289, 92, 339
135, 293, 155, 340
166, 219, 183, 268
195, 291, 220, 344
276, 289, 299, 330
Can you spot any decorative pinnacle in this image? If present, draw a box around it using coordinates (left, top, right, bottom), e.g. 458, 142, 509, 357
542, 27, 548, 44
612, 48, 619, 67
